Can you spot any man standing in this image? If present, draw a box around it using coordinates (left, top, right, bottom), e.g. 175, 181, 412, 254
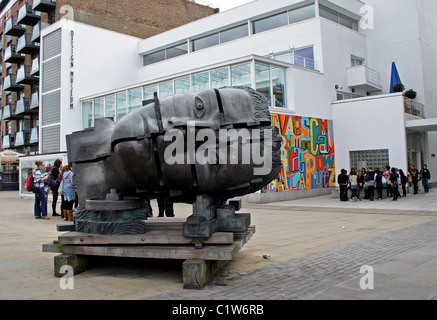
338, 169, 349, 201
420, 165, 431, 193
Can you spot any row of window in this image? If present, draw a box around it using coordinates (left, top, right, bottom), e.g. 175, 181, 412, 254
82, 60, 286, 129
143, 3, 316, 66
143, 2, 359, 67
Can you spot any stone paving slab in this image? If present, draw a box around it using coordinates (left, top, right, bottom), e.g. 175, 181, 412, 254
1, 189, 437, 300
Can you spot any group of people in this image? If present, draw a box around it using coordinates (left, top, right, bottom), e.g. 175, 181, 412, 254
32, 159, 76, 220
33, 159, 175, 220
338, 164, 431, 202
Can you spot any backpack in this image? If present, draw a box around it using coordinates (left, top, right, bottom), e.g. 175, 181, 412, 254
47, 170, 59, 189
25, 173, 35, 192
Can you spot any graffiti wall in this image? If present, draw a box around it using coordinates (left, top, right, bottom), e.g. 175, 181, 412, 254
262, 114, 335, 193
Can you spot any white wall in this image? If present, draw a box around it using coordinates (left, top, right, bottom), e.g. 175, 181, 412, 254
41, 20, 141, 151
332, 93, 409, 178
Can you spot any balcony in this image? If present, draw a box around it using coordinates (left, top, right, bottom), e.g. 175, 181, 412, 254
17, 33, 40, 55
31, 57, 40, 76
2, 104, 24, 121
17, 65, 39, 85
31, 21, 49, 43
14, 131, 31, 147
404, 97, 425, 119
17, 3, 41, 26
2, 135, 13, 149
32, 0, 56, 12
4, 16, 26, 37
347, 65, 382, 93
15, 96, 38, 116
30, 127, 39, 145
4, 44, 25, 64
30, 92, 40, 110
3, 74, 24, 92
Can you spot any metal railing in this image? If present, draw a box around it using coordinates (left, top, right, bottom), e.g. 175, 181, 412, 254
404, 97, 425, 118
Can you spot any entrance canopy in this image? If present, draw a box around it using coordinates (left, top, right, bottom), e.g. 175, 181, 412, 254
405, 118, 437, 132
0, 150, 23, 164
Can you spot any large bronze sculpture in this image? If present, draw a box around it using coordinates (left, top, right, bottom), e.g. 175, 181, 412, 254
66, 86, 281, 238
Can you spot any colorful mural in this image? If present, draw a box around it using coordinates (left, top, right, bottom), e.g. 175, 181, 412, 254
262, 114, 335, 193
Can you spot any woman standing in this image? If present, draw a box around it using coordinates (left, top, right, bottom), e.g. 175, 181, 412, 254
399, 169, 407, 197
409, 165, 419, 194
33, 161, 49, 219
349, 168, 358, 201
389, 167, 399, 201
61, 164, 76, 221
49, 159, 62, 217
366, 166, 376, 201
357, 169, 365, 201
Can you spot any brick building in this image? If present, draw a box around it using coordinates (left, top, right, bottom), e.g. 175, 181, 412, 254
0, 0, 217, 154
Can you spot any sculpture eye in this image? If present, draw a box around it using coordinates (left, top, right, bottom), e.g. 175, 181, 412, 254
194, 96, 205, 118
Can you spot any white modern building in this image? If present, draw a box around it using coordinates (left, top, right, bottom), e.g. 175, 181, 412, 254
19, 0, 437, 201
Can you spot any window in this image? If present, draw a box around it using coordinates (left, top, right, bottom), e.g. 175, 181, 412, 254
319, 5, 338, 23
174, 77, 191, 94
350, 149, 389, 171
220, 24, 248, 43
159, 81, 173, 98
191, 33, 219, 52
82, 100, 93, 129
94, 98, 104, 121
210, 67, 229, 89
272, 66, 286, 107
351, 56, 364, 67
253, 12, 288, 34
116, 92, 127, 121
339, 13, 358, 31
319, 4, 359, 31
192, 72, 210, 92
166, 42, 188, 60
289, 4, 315, 24
143, 85, 157, 101
105, 95, 116, 119
127, 88, 142, 113
143, 49, 165, 66
294, 47, 315, 69
143, 43, 188, 66
231, 63, 251, 87
255, 63, 271, 103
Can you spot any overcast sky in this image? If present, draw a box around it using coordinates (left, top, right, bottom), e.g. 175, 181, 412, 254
205, 0, 255, 12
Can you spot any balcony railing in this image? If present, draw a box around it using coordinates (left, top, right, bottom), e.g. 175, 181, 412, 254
2, 135, 12, 149
15, 96, 38, 116
33, 0, 57, 12
31, 57, 40, 76
30, 92, 40, 110
17, 33, 40, 55
17, 3, 41, 26
404, 97, 425, 119
2, 104, 23, 121
17, 65, 39, 85
30, 127, 39, 144
4, 16, 26, 37
4, 44, 25, 64
3, 74, 25, 92
14, 131, 31, 147
347, 65, 382, 91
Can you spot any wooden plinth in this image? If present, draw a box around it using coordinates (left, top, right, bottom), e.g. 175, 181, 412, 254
43, 217, 255, 289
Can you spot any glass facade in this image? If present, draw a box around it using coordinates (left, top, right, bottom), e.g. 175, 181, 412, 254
319, 4, 359, 31
82, 60, 287, 129
272, 46, 316, 70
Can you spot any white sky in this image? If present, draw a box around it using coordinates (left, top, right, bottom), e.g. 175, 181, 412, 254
203, 0, 256, 12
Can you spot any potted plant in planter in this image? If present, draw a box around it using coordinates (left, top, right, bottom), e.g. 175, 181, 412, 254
404, 89, 417, 99
392, 82, 405, 93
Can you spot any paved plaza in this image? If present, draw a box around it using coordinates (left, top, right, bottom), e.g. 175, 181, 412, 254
0, 188, 437, 301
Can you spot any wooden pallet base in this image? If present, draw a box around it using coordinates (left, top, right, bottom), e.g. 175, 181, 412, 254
43, 218, 255, 289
